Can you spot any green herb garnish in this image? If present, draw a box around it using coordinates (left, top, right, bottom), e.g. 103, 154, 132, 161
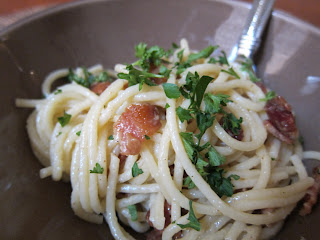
132, 162, 143, 177
221, 67, 240, 79
57, 111, 72, 127
68, 67, 110, 88
108, 135, 114, 140
177, 200, 200, 231
163, 83, 181, 99
54, 89, 62, 95
128, 205, 138, 221
259, 91, 276, 102
90, 163, 104, 174
76, 131, 81, 136
240, 58, 260, 82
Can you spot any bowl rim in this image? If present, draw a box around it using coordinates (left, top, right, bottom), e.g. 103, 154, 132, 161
0, 0, 319, 38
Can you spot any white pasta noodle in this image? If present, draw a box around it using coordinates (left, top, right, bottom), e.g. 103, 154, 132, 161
16, 39, 319, 240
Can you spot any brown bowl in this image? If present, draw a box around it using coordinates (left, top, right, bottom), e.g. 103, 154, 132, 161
1, 0, 319, 239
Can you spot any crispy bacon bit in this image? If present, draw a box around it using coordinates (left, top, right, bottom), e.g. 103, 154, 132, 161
299, 166, 320, 216
146, 201, 182, 240
114, 104, 161, 156
90, 81, 111, 95
264, 96, 298, 144
255, 81, 268, 94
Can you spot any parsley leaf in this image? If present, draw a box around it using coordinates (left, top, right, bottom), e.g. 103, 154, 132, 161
208, 51, 229, 66
177, 49, 184, 62
133, 43, 169, 71
127, 205, 138, 221
163, 83, 181, 99
54, 89, 62, 95
208, 146, 226, 166
174, 46, 216, 76
68, 68, 110, 88
165, 103, 170, 109
204, 93, 232, 114
259, 91, 276, 102
221, 67, 240, 79
240, 58, 260, 82
108, 135, 114, 140
176, 107, 193, 123
187, 45, 217, 62
145, 135, 151, 140
132, 162, 143, 177
183, 176, 196, 189
177, 200, 200, 231
76, 131, 81, 136
221, 113, 243, 136
206, 168, 237, 197
90, 163, 104, 174
117, 64, 159, 90
57, 111, 72, 127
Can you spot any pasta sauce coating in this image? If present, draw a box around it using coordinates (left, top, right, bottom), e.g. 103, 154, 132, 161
114, 103, 161, 155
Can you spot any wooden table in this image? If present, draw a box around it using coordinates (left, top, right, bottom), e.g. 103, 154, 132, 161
0, 0, 319, 27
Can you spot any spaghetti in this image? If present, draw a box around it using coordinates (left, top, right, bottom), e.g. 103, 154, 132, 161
16, 39, 319, 240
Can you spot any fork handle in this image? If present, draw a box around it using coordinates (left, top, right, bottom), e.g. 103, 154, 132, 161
234, 0, 275, 59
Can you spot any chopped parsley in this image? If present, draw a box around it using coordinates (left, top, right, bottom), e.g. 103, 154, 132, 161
54, 89, 62, 95
132, 162, 143, 177
175, 45, 216, 75
163, 83, 181, 99
165, 103, 170, 109
68, 67, 111, 88
177, 200, 200, 231
57, 111, 72, 127
56, 131, 62, 137
221, 67, 240, 79
172, 71, 240, 197
89, 163, 104, 174
108, 135, 114, 140
127, 205, 138, 221
208, 51, 229, 66
76, 131, 81, 136
259, 91, 276, 102
240, 58, 260, 82
117, 64, 158, 90
145, 135, 151, 140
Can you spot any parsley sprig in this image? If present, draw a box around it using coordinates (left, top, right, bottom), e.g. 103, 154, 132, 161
240, 58, 260, 83
68, 67, 111, 88
163, 71, 240, 197
177, 200, 200, 231
175, 45, 217, 75
89, 163, 104, 174
259, 91, 276, 102
132, 162, 143, 177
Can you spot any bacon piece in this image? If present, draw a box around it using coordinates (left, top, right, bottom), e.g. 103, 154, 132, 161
299, 166, 320, 216
264, 96, 298, 144
114, 104, 161, 156
146, 201, 182, 240
90, 81, 111, 95
255, 81, 268, 94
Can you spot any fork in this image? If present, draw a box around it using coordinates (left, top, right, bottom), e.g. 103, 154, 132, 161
229, 0, 275, 71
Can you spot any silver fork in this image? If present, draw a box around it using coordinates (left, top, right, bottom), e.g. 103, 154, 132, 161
229, 0, 275, 71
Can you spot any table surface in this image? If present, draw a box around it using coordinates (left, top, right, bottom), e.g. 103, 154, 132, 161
0, 0, 319, 28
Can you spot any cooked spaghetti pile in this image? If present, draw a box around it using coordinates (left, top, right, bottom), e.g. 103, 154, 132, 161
16, 39, 320, 240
